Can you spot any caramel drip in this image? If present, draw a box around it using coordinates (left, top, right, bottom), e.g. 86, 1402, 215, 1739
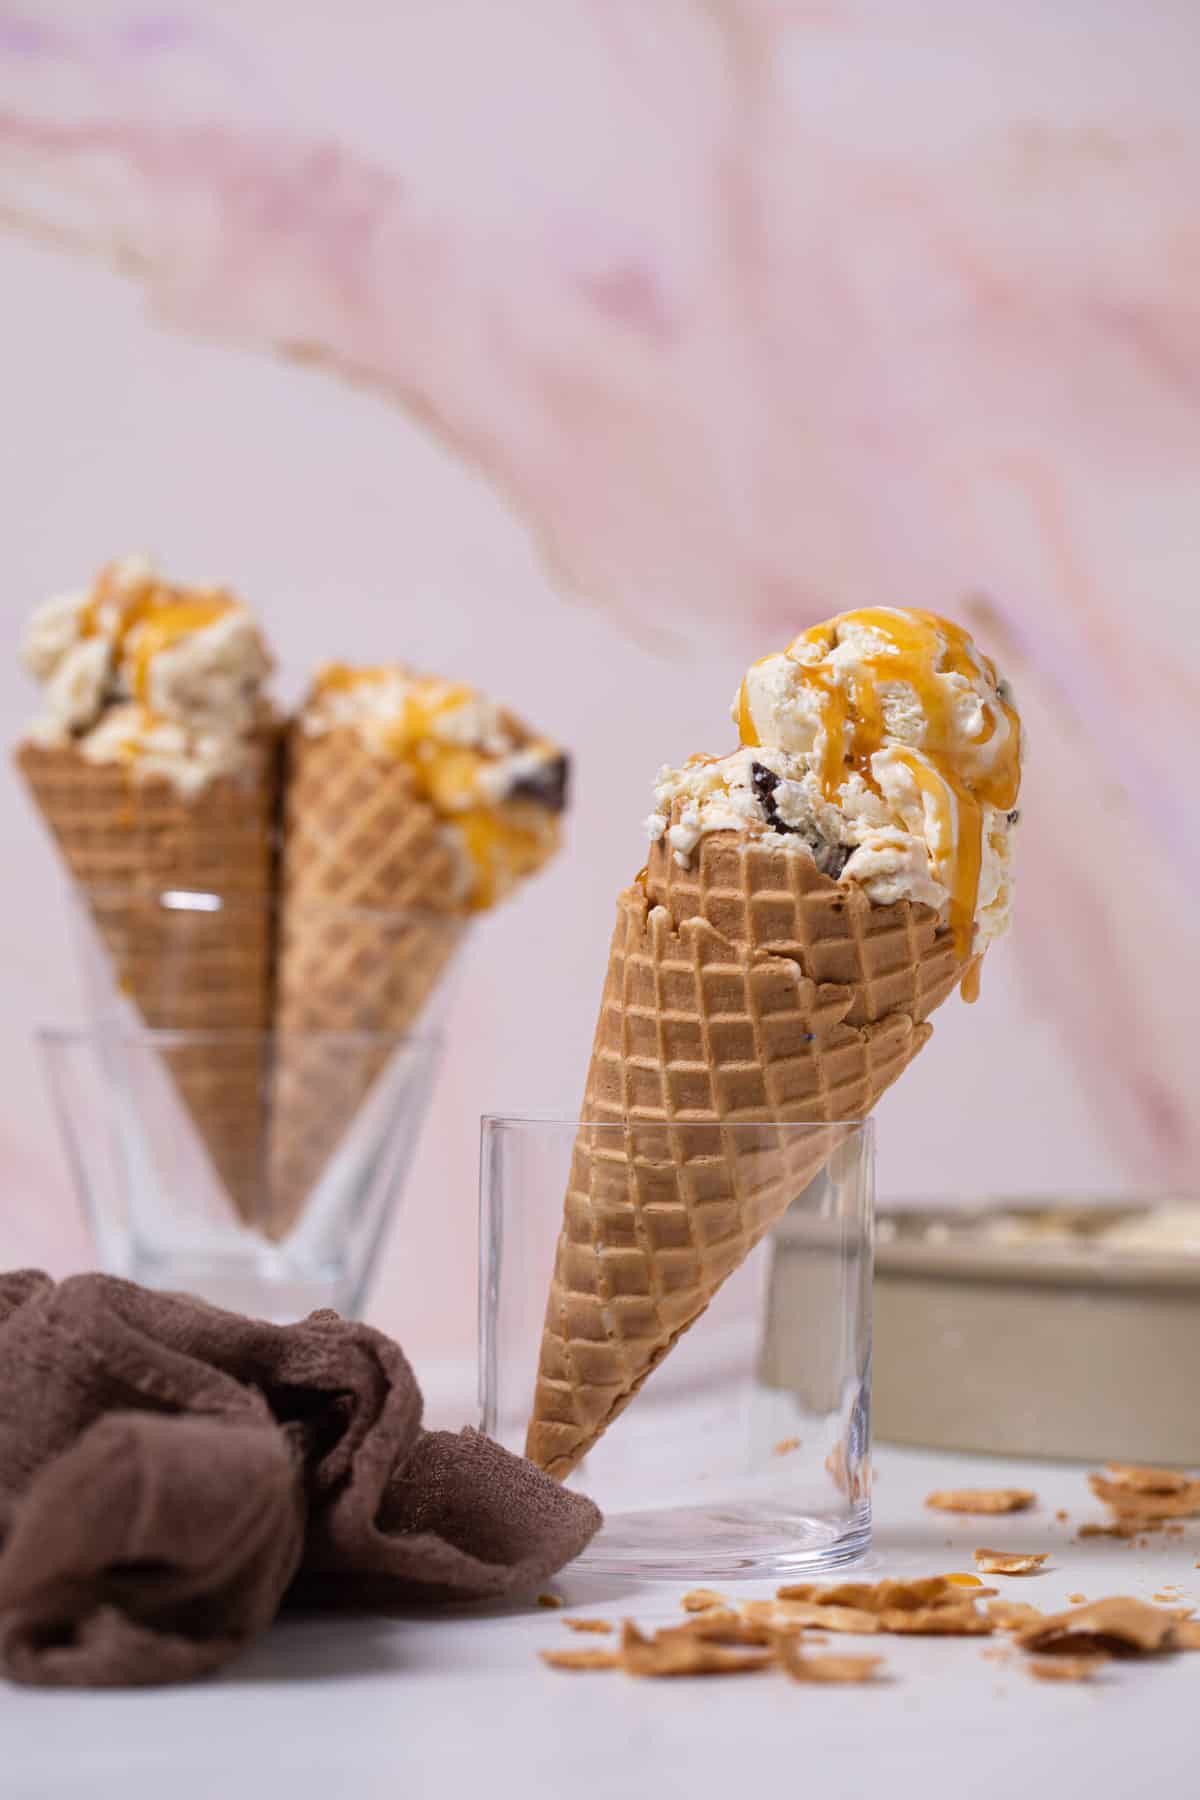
736, 660, 767, 747
738, 608, 1020, 959
453, 808, 556, 911
127, 600, 232, 700
784, 608, 1020, 809
886, 748, 982, 958
315, 664, 556, 909
960, 958, 983, 1005
380, 687, 476, 762
81, 567, 234, 702
313, 662, 394, 692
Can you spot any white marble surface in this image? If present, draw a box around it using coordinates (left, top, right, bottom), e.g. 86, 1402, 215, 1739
2, 1444, 1194, 1800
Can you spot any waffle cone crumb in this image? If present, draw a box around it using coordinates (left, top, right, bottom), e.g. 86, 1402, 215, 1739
774, 1636, 884, 1684
1028, 1655, 1108, 1683
973, 1549, 1048, 1576
745, 1600, 880, 1636
879, 1606, 993, 1637
1088, 1474, 1200, 1522
926, 1488, 1036, 1515
540, 1648, 620, 1671
618, 1620, 772, 1678
672, 1611, 774, 1647
1017, 1597, 1180, 1657
681, 1589, 728, 1613
989, 1600, 1043, 1631
1102, 1462, 1192, 1494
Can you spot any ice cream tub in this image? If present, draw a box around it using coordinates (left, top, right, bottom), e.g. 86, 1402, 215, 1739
762, 1199, 1200, 1466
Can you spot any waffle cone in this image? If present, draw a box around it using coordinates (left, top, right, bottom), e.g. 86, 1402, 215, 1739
15, 736, 280, 1222
267, 725, 466, 1234
525, 832, 966, 1478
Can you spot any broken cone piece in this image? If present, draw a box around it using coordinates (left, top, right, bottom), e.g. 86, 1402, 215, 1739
1088, 1474, 1200, 1522
926, 1488, 1036, 1515
1016, 1597, 1181, 1658
773, 1636, 885, 1684
973, 1549, 1049, 1576
618, 1620, 772, 1678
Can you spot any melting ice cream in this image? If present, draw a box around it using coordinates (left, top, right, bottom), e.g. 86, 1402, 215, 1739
647, 608, 1023, 970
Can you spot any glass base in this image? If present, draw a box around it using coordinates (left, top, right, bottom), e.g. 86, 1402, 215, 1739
129, 1250, 354, 1324
41, 1026, 442, 1325
576, 1500, 871, 1581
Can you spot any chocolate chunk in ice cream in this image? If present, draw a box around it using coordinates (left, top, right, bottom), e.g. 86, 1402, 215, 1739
751, 762, 850, 880
512, 752, 570, 814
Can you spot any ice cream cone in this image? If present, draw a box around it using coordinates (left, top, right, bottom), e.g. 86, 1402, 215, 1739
15, 734, 280, 1221
524, 831, 967, 1479
266, 724, 468, 1235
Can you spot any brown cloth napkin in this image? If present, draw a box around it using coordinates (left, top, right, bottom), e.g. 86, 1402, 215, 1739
0, 1271, 600, 1687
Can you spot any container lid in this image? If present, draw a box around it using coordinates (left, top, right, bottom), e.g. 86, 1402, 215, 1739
875, 1198, 1200, 1291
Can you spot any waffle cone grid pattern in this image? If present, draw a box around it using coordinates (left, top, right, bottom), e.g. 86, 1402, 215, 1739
266, 727, 466, 1230
526, 833, 965, 1478
15, 739, 278, 1217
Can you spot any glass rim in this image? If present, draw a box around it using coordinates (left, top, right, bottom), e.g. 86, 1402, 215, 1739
68, 883, 469, 930
39, 1024, 444, 1053
480, 1112, 873, 1132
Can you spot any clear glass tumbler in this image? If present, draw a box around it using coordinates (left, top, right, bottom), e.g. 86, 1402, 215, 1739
43, 879, 464, 1318
41, 1027, 440, 1322
479, 1116, 873, 1579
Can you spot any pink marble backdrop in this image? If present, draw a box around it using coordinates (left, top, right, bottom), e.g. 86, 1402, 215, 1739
0, 2, 1195, 1361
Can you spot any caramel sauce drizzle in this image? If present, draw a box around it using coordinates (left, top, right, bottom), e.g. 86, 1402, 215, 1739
736, 608, 1020, 968
736, 658, 769, 748
313, 663, 555, 910
81, 564, 235, 704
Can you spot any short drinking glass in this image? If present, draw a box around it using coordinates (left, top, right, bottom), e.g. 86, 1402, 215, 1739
479, 1115, 873, 1579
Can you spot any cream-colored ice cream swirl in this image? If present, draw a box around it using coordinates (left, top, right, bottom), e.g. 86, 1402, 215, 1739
646, 608, 1022, 967
21, 556, 273, 795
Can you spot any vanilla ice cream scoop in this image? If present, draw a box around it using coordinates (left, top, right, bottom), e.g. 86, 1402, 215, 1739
647, 608, 1023, 979
21, 557, 274, 794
